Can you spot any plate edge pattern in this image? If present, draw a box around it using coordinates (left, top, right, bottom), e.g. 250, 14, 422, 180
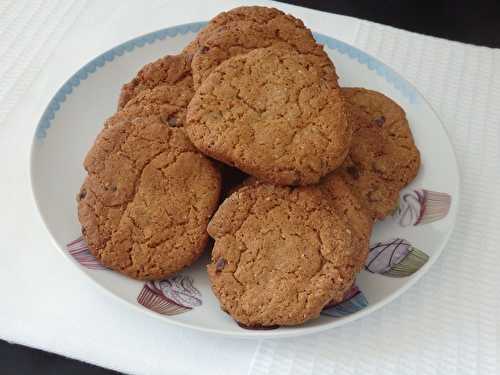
314, 33, 417, 104
35, 21, 207, 140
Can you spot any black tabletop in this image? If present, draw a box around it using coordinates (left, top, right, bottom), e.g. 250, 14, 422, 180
3, 1, 499, 374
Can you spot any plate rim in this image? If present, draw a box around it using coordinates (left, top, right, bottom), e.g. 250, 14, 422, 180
29, 21, 461, 339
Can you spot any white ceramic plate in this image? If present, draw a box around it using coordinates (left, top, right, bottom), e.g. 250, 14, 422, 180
30, 22, 460, 338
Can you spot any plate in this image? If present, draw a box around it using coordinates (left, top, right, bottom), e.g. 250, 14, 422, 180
30, 22, 459, 338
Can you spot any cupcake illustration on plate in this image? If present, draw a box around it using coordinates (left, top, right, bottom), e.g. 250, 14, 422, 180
322, 285, 368, 318
137, 275, 202, 315
66, 236, 107, 270
365, 238, 429, 277
394, 189, 451, 227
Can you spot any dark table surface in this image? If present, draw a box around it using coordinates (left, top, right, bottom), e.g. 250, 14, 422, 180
2, 1, 499, 374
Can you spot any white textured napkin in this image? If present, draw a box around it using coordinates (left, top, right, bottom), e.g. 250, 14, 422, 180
250, 21, 500, 375
1, 1, 498, 374
0, 0, 87, 124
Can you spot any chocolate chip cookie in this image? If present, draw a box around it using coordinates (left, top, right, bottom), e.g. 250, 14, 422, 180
190, 10, 335, 89
78, 117, 221, 280
184, 6, 319, 62
186, 46, 351, 186
207, 181, 357, 327
338, 88, 420, 219
118, 53, 192, 109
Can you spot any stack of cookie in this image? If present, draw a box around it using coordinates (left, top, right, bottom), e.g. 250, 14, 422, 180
77, 6, 420, 328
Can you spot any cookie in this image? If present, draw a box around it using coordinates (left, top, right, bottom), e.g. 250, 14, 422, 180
207, 181, 357, 327
107, 79, 194, 129
190, 12, 335, 89
183, 6, 313, 59
77, 117, 221, 280
338, 88, 421, 219
319, 173, 373, 271
186, 47, 351, 186
118, 53, 192, 109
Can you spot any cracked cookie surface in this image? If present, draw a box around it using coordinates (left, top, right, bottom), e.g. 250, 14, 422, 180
339, 88, 421, 220
319, 173, 373, 272
107, 80, 194, 129
186, 47, 351, 186
184, 6, 319, 65
190, 8, 335, 89
77, 117, 221, 280
118, 53, 192, 109
207, 181, 357, 327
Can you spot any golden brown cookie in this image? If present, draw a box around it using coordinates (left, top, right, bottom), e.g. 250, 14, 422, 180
118, 53, 192, 109
190, 9, 335, 89
207, 181, 357, 327
186, 47, 351, 186
319, 173, 373, 271
77, 117, 221, 280
107, 79, 194, 129
183, 6, 314, 60
339, 88, 421, 219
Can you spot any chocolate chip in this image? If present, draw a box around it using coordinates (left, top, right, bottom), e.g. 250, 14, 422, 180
199, 46, 209, 54
162, 114, 181, 127
346, 165, 359, 179
81, 227, 87, 236
110, 186, 117, 192
372, 116, 385, 127
215, 258, 227, 272
78, 189, 87, 200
